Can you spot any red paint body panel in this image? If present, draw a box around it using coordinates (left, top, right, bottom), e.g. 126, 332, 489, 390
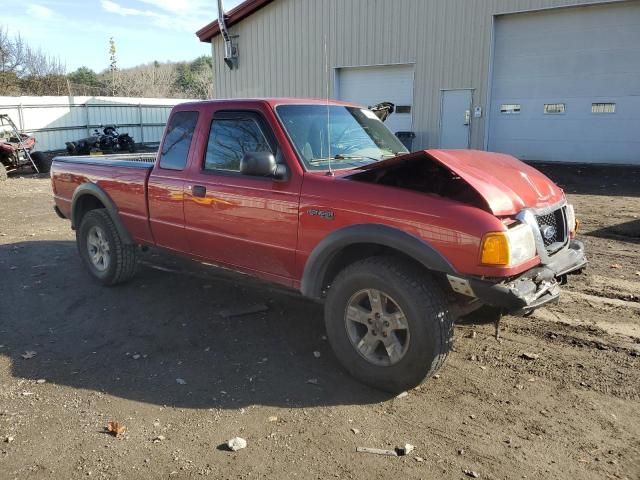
51, 161, 154, 244
146, 173, 188, 252
51, 98, 572, 290
365, 149, 564, 216
295, 171, 538, 279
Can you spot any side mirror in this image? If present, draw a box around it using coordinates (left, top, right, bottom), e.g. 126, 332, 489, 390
240, 152, 289, 181
272, 163, 289, 182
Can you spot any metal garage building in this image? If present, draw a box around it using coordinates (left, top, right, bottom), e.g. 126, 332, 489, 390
197, 0, 640, 165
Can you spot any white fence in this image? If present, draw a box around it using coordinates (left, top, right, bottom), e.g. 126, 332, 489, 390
0, 96, 195, 152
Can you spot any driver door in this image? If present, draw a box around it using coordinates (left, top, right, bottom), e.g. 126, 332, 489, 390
183, 107, 301, 285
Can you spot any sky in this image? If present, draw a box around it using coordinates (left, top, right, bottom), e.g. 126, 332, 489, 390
4, 0, 244, 72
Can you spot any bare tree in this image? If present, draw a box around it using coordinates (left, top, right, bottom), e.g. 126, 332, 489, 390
0, 25, 213, 98
0, 26, 64, 77
188, 68, 213, 99
0, 25, 65, 95
114, 62, 178, 98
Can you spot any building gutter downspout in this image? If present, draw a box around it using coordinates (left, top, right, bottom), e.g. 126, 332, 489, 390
217, 0, 238, 69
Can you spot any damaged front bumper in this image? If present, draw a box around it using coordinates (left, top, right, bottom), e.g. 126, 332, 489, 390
450, 240, 587, 316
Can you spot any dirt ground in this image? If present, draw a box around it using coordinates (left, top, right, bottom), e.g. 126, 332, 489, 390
1, 164, 639, 480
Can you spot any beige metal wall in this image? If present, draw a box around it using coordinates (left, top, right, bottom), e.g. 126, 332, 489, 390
211, 0, 625, 150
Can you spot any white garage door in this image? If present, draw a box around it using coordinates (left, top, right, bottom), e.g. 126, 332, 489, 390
337, 64, 414, 136
488, 2, 640, 164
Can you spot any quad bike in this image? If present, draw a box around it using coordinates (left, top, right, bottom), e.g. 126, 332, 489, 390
65, 124, 136, 156
369, 102, 395, 122
0, 114, 50, 181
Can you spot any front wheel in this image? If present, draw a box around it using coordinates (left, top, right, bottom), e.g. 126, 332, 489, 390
76, 209, 138, 285
324, 257, 453, 393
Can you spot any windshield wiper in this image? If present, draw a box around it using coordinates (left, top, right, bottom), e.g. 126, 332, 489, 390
348, 152, 405, 170
307, 153, 391, 169
333, 153, 380, 162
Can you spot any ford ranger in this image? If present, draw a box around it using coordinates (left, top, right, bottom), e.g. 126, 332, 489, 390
51, 98, 587, 392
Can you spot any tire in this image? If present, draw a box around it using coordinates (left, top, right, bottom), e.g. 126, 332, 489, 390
324, 256, 453, 393
127, 139, 136, 153
76, 209, 138, 285
30, 151, 52, 173
0, 162, 7, 181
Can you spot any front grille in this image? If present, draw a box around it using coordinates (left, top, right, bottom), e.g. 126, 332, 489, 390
535, 207, 567, 253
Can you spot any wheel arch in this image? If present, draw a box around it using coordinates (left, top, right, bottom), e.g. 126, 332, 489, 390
300, 224, 456, 299
71, 183, 134, 244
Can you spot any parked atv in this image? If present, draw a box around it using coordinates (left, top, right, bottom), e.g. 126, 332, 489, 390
369, 102, 395, 122
66, 125, 136, 156
103, 125, 136, 153
0, 114, 50, 181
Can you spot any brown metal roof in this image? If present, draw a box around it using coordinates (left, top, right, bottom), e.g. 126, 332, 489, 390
196, 0, 275, 43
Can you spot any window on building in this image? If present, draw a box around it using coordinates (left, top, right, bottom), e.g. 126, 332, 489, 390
159, 111, 199, 170
500, 104, 521, 114
592, 103, 616, 114
544, 103, 566, 114
395, 105, 412, 114
204, 114, 274, 172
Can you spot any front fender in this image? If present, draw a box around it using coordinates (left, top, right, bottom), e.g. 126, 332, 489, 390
300, 224, 456, 299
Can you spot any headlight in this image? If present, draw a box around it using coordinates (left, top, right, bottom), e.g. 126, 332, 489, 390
480, 224, 537, 266
566, 204, 578, 236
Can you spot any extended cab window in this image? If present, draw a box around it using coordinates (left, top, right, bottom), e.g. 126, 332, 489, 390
159, 111, 199, 170
204, 113, 274, 172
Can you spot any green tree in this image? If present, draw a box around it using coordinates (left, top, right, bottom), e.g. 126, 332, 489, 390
69, 66, 100, 86
172, 56, 213, 98
174, 62, 194, 93
190, 55, 212, 72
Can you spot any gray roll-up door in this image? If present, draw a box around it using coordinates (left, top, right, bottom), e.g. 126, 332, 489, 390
337, 64, 415, 136
488, 2, 640, 165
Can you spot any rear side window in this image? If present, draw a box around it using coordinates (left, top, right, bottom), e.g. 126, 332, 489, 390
204, 114, 274, 172
159, 111, 199, 170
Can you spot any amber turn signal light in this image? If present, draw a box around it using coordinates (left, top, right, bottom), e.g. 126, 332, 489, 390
480, 233, 510, 266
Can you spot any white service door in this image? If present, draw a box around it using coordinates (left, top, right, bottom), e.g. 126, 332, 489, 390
440, 90, 472, 149
337, 64, 414, 135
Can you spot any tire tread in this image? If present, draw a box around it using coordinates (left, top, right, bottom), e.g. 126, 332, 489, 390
326, 256, 454, 391
78, 209, 137, 285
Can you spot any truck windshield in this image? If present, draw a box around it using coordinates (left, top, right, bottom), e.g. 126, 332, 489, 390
276, 104, 408, 171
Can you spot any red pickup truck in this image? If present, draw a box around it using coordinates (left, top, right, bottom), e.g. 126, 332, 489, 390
51, 98, 586, 392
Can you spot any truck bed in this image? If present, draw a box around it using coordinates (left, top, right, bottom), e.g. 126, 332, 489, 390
51, 153, 157, 244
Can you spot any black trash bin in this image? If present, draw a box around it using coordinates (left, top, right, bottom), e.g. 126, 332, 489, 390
395, 131, 416, 151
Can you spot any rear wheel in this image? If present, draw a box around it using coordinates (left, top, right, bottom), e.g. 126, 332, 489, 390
77, 209, 137, 285
324, 256, 453, 393
30, 151, 52, 173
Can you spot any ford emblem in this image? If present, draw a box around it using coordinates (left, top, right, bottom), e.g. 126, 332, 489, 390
541, 225, 557, 240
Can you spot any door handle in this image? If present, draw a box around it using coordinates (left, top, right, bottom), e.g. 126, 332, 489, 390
191, 185, 206, 198
464, 110, 471, 126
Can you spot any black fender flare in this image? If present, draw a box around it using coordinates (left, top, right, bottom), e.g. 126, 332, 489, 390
300, 224, 457, 299
70, 183, 134, 244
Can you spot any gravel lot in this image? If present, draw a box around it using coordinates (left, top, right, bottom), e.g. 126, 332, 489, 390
1, 164, 639, 479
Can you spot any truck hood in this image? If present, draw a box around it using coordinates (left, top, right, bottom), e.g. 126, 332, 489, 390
352, 149, 564, 216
